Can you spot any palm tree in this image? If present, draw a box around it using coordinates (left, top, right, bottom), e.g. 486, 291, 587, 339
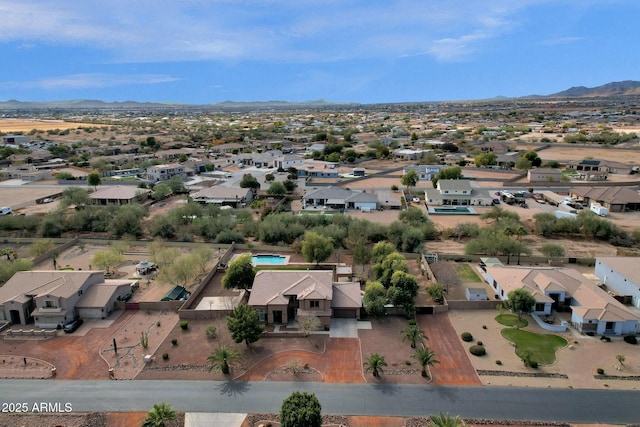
413, 347, 440, 378
364, 353, 387, 378
429, 412, 466, 427
401, 324, 425, 349
142, 402, 177, 427
207, 345, 242, 375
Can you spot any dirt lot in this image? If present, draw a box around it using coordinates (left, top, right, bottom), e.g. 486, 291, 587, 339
518, 144, 640, 164
0, 119, 103, 133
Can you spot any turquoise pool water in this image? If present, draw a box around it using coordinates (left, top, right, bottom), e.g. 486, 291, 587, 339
252, 254, 288, 265
428, 206, 478, 215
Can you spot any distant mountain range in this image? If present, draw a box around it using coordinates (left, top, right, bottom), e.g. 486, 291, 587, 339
546, 80, 640, 98
1, 81, 640, 109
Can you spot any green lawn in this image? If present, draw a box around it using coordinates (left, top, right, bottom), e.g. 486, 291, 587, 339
453, 264, 481, 283
495, 314, 528, 328
501, 328, 567, 365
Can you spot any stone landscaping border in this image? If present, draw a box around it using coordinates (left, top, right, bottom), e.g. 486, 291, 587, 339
478, 370, 568, 379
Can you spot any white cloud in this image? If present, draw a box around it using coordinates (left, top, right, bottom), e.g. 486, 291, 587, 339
0, 73, 180, 90
0, 0, 558, 63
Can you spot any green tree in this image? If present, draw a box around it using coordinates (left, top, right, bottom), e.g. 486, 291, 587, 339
226, 304, 265, 346
363, 281, 387, 318
239, 173, 260, 190
432, 166, 463, 186
540, 242, 566, 258
158, 254, 199, 287
267, 181, 286, 196
222, 253, 256, 289
505, 288, 536, 320
401, 169, 419, 190
167, 175, 185, 193
60, 187, 90, 208
371, 241, 396, 264
364, 353, 387, 378
28, 239, 55, 258
141, 402, 177, 427
207, 345, 242, 375
474, 152, 497, 167
427, 283, 445, 304
351, 240, 372, 273
429, 412, 467, 427
402, 324, 425, 348
152, 183, 172, 200
300, 231, 334, 265
91, 249, 123, 274
413, 347, 440, 378
87, 171, 101, 190
280, 391, 322, 427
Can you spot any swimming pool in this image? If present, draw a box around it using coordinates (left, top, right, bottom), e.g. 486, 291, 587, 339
428, 206, 478, 215
252, 254, 289, 265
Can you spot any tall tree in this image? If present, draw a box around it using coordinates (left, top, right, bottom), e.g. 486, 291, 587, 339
226, 304, 264, 346
300, 231, 334, 265
141, 402, 177, 427
207, 345, 242, 375
506, 289, 536, 320
87, 171, 101, 190
280, 391, 322, 427
364, 353, 387, 378
401, 169, 419, 190
413, 347, 440, 378
363, 281, 387, 318
222, 253, 256, 289
351, 240, 372, 273
239, 173, 260, 190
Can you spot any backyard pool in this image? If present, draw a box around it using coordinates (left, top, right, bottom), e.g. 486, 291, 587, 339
252, 254, 289, 265
428, 206, 478, 215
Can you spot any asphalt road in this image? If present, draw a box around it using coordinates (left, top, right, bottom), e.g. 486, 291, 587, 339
1, 380, 639, 424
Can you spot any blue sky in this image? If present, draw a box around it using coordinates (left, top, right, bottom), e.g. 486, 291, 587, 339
0, 0, 638, 104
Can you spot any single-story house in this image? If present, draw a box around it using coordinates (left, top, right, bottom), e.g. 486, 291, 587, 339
248, 270, 361, 327
566, 159, 634, 175
296, 161, 339, 178
482, 266, 639, 335
90, 185, 151, 205
568, 187, 640, 212
424, 179, 493, 206
191, 186, 253, 207
527, 168, 562, 183
0, 271, 135, 328
595, 257, 640, 308
393, 149, 430, 161
302, 186, 378, 211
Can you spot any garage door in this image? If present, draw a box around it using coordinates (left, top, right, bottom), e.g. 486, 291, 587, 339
333, 309, 356, 318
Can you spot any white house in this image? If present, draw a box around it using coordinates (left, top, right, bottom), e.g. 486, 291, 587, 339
302, 186, 378, 211
147, 163, 186, 182
424, 179, 493, 206
595, 257, 640, 308
482, 266, 639, 336
402, 165, 442, 181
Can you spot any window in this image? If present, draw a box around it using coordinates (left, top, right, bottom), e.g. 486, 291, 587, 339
535, 303, 545, 312
44, 300, 56, 308
258, 309, 267, 322
310, 301, 320, 309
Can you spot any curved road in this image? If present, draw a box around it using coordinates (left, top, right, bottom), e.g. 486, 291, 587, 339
1, 380, 639, 424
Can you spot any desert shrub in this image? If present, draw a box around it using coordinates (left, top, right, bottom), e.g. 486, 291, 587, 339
162, 353, 169, 360
205, 325, 217, 339
171, 338, 178, 346
597, 368, 605, 375
482, 325, 487, 329
469, 345, 486, 356
529, 361, 538, 369
477, 341, 483, 346
180, 320, 189, 330
461, 332, 473, 342
495, 360, 502, 365
623, 335, 637, 345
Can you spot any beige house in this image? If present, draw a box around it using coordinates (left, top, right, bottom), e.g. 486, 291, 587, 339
191, 186, 253, 207
248, 270, 361, 327
0, 271, 134, 329
425, 179, 493, 206
89, 185, 151, 205
527, 168, 562, 183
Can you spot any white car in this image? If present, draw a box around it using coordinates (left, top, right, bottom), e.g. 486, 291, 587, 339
412, 197, 420, 203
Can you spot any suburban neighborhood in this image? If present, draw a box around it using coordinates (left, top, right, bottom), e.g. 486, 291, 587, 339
0, 94, 640, 427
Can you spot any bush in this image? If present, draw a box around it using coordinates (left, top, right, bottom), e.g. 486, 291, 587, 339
162, 353, 169, 360
495, 360, 502, 365
528, 361, 538, 369
469, 345, 486, 356
477, 341, 483, 346
180, 320, 189, 330
205, 325, 217, 339
597, 368, 605, 375
623, 335, 638, 345
461, 332, 473, 342
171, 338, 178, 346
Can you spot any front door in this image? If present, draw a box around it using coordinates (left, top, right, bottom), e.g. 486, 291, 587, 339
273, 311, 283, 324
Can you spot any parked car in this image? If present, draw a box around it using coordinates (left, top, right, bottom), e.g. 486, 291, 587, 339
119, 292, 133, 302
63, 319, 84, 333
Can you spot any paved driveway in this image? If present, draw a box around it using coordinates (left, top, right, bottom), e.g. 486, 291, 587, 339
418, 313, 482, 386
